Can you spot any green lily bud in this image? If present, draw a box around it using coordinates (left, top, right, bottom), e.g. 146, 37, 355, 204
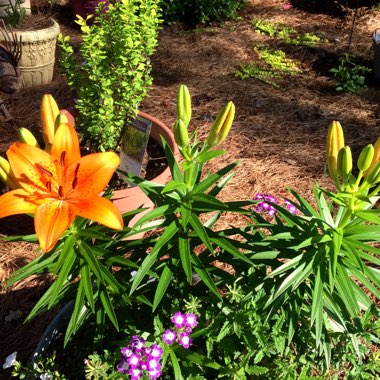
365, 137, 380, 177
177, 84, 192, 127
18, 128, 40, 148
0, 156, 18, 189
337, 146, 352, 185
174, 119, 189, 149
326, 121, 344, 180
357, 144, 374, 172
366, 161, 380, 185
55, 112, 70, 130
206, 101, 235, 148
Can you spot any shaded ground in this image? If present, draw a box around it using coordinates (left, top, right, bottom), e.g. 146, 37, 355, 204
1, 0, 380, 371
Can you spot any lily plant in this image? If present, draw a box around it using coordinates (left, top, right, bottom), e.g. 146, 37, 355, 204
0, 95, 123, 252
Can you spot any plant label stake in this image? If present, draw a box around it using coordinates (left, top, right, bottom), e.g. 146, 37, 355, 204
120, 115, 152, 187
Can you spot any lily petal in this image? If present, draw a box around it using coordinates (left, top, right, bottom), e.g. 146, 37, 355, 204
74, 196, 123, 230
7, 143, 57, 194
51, 123, 81, 168
67, 152, 120, 198
0, 189, 39, 218
34, 200, 76, 252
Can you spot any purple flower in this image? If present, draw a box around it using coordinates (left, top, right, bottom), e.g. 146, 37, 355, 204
254, 193, 278, 216
140, 361, 148, 371
150, 344, 163, 358
184, 313, 198, 329
147, 357, 161, 371
148, 368, 161, 379
171, 312, 185, 328
130, 335, 146, 352
284, 199, 298, 215
117, 357, 129, 374
162, 329, 177, 345
129, 368, 143, 380
178, 332, 192, 349
127, 353, 141, 369
121, 347, 133, 357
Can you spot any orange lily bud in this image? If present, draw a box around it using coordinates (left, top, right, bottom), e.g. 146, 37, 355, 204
41, 94, 60, 148
326, 121, 344, 180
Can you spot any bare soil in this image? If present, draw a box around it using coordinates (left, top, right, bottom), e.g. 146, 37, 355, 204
1, 0, 380, 371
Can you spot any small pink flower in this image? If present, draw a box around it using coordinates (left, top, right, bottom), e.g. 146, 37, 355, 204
127, 353, 141, 369
129, 368, 143, 380
150, 344, 163, 358
171, 312, 185, 328
185, 313, 198, 329
179, 332, 192, 349
162, 329, 177, 345
147, 357, 161, 370
282, 3, 293, 10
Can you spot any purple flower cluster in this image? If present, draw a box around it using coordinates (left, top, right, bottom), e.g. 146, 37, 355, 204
254, 193, 298, 216
254, 194, 278, 216
117, 336, 163, 380
162, 312, 197, 349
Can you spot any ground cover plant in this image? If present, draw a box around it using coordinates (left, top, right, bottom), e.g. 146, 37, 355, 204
235, 45, 301, 87
2, 0, 380, 378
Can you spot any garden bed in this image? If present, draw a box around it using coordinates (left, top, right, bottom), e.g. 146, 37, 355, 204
1, 0, 380, 377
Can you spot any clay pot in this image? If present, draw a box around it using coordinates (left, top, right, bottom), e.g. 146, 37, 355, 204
111, 112, 178, 235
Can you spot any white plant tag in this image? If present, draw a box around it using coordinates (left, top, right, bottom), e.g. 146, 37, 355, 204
119, 115, 152, 186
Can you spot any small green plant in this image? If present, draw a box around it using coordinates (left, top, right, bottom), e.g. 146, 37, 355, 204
58, 0, 161, 151
330, 53, 371, 93
6, 352, 67, 379
252, 19, 325, 47
4, 0, 26, 27
235, 45, 300, 87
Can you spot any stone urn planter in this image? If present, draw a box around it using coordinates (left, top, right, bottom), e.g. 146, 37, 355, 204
111, 112, 179, 236
0, 19, 60, 87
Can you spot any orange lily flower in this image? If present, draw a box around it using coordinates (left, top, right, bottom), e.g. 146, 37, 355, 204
0, 122, 123, 252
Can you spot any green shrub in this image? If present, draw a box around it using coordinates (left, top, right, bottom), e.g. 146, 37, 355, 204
160, 0, 246, 26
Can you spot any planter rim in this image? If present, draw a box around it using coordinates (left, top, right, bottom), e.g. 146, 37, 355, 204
10, 19, 60, 42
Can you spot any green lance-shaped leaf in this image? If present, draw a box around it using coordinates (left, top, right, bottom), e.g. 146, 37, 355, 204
177, 84, 192, 126
357, 144, 374, 172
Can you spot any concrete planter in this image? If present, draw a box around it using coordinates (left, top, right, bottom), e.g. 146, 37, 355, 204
0, 19, 60, 87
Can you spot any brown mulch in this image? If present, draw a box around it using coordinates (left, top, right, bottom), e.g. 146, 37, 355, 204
1, 0, 380, 368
